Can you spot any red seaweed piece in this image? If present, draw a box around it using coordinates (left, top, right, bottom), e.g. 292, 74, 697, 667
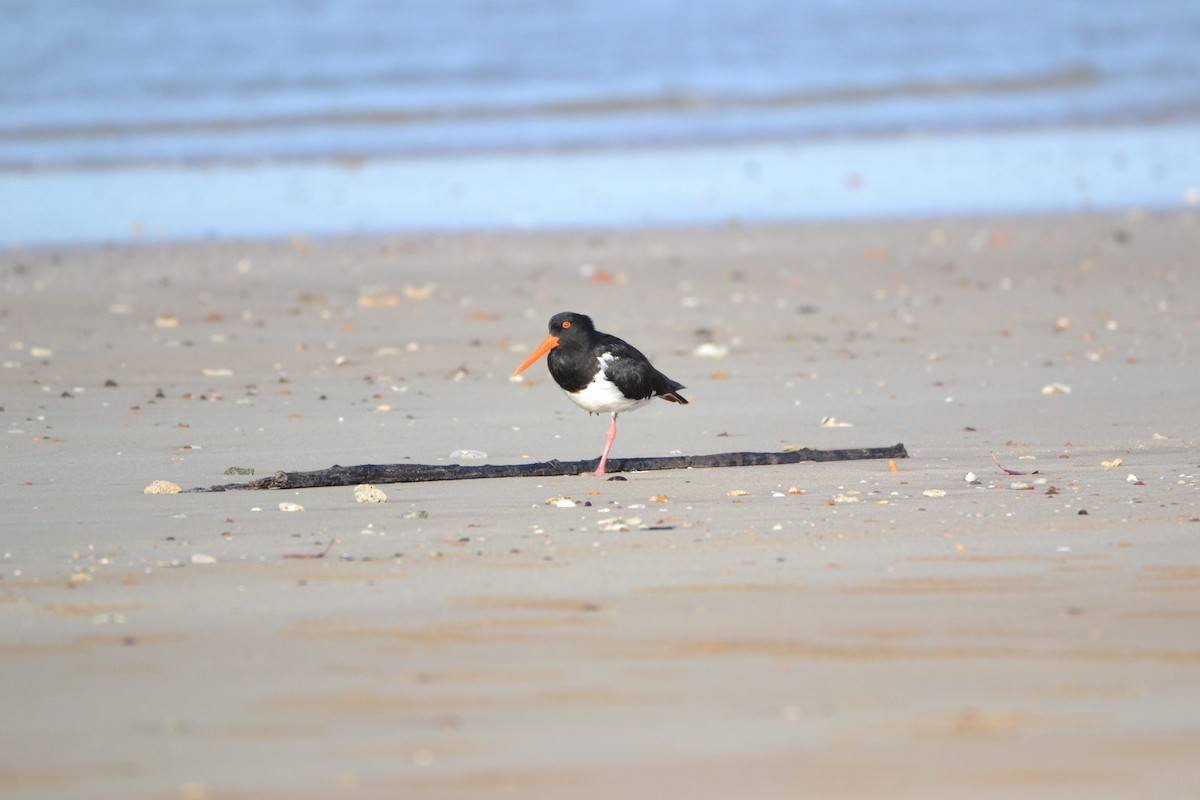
990, 450, 1038, 476
283, 538, 336, 560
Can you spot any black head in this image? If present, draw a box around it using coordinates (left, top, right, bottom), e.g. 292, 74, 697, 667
514, 311, 599, 376
547, 311, 596, 345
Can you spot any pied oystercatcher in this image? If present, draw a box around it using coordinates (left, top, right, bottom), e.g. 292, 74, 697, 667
513, 312, 687, 476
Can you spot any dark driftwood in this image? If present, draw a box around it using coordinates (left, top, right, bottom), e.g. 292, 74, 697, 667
187, 443, 908, 492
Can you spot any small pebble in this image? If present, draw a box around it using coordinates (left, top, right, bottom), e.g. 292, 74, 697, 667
403, 284, 434, 300
354, 484, 388, 504
597, 516, 636, 532
692, 342, 729, 359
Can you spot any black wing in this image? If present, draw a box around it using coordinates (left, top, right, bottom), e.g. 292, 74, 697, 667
599, 334, 688, 404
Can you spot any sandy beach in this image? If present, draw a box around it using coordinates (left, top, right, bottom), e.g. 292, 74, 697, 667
2, 211, 1198, 798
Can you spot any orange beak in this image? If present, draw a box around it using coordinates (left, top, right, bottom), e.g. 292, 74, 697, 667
513, 333, 559, 376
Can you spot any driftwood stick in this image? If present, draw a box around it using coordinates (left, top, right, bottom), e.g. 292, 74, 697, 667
188, 443, 908, 492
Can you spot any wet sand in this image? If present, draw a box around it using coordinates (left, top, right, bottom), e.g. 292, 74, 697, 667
2, 211, 1198, 798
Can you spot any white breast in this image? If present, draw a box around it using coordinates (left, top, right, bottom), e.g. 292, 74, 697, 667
563, 354, 651, 415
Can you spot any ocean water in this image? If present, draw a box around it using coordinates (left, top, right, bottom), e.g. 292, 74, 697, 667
1, 0, 1198, 244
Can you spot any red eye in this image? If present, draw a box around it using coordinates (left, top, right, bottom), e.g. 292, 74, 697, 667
561, 320, 571, 329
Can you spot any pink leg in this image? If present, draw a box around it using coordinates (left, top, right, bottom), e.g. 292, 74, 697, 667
591, 413, 618, 476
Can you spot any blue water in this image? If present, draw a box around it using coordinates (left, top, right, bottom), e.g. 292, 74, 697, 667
2, 0, 1198, 244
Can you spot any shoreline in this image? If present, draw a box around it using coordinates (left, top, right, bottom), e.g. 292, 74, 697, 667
3, 121, 1198, 248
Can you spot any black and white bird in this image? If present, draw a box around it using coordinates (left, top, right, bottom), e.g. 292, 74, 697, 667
513, 312, 687, 476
